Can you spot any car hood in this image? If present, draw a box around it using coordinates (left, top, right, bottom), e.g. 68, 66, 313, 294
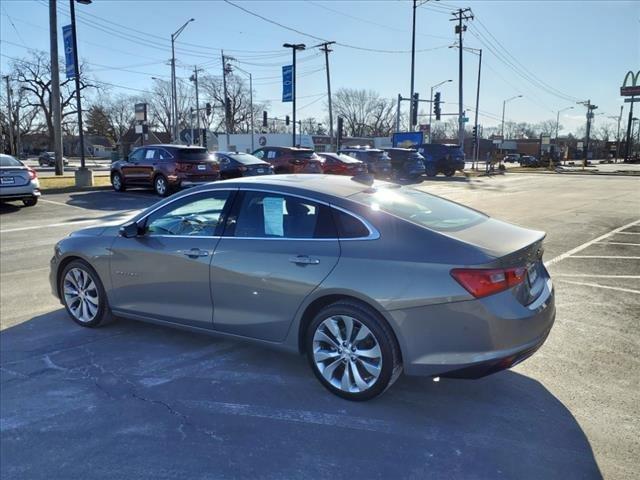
70, 225, 121, 237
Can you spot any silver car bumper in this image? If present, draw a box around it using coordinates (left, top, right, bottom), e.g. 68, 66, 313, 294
0, 180, 41, 199
387, 278, 555, 377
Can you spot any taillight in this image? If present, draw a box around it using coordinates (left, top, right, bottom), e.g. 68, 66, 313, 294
28, 168, 37, 180
238, 165, 247, 172
451, 266, 526, 298
175, 162, 191, 172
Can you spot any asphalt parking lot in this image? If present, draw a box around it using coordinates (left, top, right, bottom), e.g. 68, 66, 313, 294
1, 174, 639, 479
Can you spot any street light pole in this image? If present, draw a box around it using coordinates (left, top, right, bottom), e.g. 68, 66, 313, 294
69, 0, 92, 181
48, 0, 64, 175
171, 18, 194, 143
471, 48, 482, 168
501, 95, 523, 139
227, 59, 255, 152
428, 79, 452, 143
283, 43, 306, 147
409, 0, 417, 131
3, 76, 14, 156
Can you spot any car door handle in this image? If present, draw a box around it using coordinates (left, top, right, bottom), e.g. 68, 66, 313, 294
178, 248, 209, 258
289, 255, 320, 265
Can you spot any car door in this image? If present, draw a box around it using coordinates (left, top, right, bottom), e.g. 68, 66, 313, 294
121, 148, 147, 184
139, 147, 159, 185
211, 190, 340, 342
109, 189, 236, 328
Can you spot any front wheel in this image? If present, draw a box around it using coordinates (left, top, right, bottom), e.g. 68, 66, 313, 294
111, 172, 126, 192
425, 164, 437, 177
306, 301, 402, 401
60, 260, 112, 328
154, 175, 170, 197
444, 168, 456, 177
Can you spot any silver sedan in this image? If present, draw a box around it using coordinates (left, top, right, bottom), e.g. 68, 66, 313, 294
50, 175, 555, 400
0, 154, 41, 207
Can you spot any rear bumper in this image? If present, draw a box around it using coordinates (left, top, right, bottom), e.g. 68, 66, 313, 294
387, 277, 555, 378
0, 181, 41, 200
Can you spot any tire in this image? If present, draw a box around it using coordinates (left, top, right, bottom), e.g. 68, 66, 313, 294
22, 197, 38, 207
111, 172, 126, 192
425, 164, 437, 177
59, 259, 112, 328
38, 159, 45, 167
153, 174, 170, 197
444, 168, 456, 177
306, 300, 402, 401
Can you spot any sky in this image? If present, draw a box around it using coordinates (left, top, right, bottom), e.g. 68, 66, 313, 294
1, 0, 638, 135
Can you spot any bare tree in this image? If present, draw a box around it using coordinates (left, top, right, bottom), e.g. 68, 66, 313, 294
332, 88, 396, 137
145, 78, 190, 135
0, 78, 43, 154
11, 50, 97, 149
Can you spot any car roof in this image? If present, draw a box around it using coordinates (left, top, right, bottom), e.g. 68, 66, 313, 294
139, 144, 206, 150
189, 174, 381, 198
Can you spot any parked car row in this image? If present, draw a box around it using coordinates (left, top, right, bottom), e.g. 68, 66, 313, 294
110, 144, 466, 196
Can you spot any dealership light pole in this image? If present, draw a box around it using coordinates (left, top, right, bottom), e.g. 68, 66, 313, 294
428, 79, 452, 142
48, 0, 64, 175
283, 43, 306, 147
501, 95, 523, 139
70, 0, 92, 185
226, 58, 254, 152
555, 106, 574, 141
171, 18, 194, 143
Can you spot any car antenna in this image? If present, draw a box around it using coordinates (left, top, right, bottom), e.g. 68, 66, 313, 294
351, 173, 375, 186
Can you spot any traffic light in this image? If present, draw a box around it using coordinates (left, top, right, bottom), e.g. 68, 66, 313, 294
411, 92, 419, 126
472, 125, 477, 141
263, 111, 268, 127
202, 129, 207, 148
205, 102, 211, 116
337, 116, 344, 150
434, 92, 441, 121
285, 115, 290, 126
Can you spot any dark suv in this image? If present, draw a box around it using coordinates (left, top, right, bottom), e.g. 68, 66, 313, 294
111, 145, 220, 196
252, 146, 323, 174
383, 148, 426, 179
338, 147, 392, 179
38, 151, 69, 167
417, 144, 465, 177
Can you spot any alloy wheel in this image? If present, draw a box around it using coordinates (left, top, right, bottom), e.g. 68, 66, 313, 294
155, 176, 167, 196
112, 174, 122, 190
312, 315, 383, 393
63, 268, 100, 323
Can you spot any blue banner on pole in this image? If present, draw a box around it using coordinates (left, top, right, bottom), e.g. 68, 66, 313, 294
392, 131, 424, 148
282, 65, 293, 102
62, 25, 76, 79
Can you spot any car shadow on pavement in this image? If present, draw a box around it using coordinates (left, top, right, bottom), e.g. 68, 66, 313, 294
0, 202, 25, 215
64, 190, 159, 212
1, 311, 601, 480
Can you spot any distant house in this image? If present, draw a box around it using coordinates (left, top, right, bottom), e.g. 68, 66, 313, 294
118, 129, 171, 158
63, 135, 115, 157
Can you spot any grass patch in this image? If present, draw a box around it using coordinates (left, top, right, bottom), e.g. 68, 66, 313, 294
39, 174, 111, 191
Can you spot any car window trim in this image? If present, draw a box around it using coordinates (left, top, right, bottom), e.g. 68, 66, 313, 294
223, 187, 379, 241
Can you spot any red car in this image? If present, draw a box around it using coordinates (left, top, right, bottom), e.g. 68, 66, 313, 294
252, 146, 323, 174
318, 152, 367, 176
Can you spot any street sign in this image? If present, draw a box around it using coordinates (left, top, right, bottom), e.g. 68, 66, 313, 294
392, 132, 424, 148
462, 117, 469, 123
62, 25, 76, 79
282, 65, 293, 103
134, 103, 147, 122
624, 97, 639, 103
621, 70, 640, 96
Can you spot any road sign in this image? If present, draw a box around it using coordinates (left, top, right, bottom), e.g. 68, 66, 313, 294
624, 97, 639, 103
392, 132, 424, 148
282, 65, 293, 102
62, 25, 76, 79
134, 103, 147, 122
462, 117, 469, 123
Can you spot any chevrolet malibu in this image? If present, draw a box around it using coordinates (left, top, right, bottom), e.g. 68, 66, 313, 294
50, 175, 555, 400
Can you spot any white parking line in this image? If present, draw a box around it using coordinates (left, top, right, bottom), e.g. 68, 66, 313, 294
554, 274, 640, 279
544, 218, 640, 267
595, 241, 640, 246
569, 256, 640, 260
557, 279, 640, 295
39, 198, 88, 211
615, 232, 640, 235
0, 219, 99, 234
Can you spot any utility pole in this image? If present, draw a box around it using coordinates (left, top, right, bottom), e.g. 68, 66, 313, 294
3, 76, 14, 156
614, 105, 623, 162
428, 79, 452, 142
283, 43, 306, 147
227, 58, 255, 152
409, 0, 418, 131
49, 0, 64, 175
221, 50, 231, 148
579, 100, 598, 167
319, 42, 336, 150
472, 48, 482, 168
191, 66, 201, 145
450, 8, 473, 148
396, 94, 402, 132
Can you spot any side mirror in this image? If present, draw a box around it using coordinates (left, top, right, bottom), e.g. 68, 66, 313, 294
119, 221, 141, 238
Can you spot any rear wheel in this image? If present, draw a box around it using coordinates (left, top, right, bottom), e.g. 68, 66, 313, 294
154, 174, 170, 197
22, 197, 38, 207
60, 260, 112, 328
111, 172, 126, 192
444, 167, 456, 177
425, 163, 437, 177
306, 301, 402, 401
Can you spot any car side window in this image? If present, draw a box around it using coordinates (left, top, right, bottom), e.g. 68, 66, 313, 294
129, 149, 145, 162
145, 191, 232, 237
332, 209, 370, 238
233, 191, 334, 239
158, 149, 172, 161
253, 150, 265, 160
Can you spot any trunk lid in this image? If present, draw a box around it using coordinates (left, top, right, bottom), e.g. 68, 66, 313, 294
0, 166, 30, 187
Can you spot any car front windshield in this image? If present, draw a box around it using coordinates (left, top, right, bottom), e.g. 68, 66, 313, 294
350, 185, 487, 232
0, 155, 22, 167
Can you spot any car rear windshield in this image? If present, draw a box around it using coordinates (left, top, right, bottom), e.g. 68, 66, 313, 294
334, 154, 361, 164
370, 151, 391, 162
178, 148, 209, 161
228, 153, 265, 165
350, 185, 486, 232
292, 150, 317, 159
0, 156, 22, 167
